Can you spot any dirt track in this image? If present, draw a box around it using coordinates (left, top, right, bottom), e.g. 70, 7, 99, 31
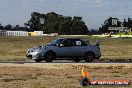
0, 63, 132, 88
0, 63, 132, 69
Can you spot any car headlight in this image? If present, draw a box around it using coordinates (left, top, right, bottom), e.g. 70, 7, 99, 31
26, 49, 30, 53
26, 47, 42, 53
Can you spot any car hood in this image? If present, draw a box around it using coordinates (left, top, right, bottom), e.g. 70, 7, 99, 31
27, 45, 44, 53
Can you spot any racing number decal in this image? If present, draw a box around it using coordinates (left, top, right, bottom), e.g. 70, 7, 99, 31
76, 41, 81, 46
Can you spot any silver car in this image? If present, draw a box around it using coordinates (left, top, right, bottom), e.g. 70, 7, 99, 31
26, 38, 101, 62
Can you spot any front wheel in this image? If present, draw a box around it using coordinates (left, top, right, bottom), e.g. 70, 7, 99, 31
44, 52, 56, 62
84, 52, 94, 62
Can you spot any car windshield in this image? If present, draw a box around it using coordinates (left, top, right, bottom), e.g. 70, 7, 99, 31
47, 39, 64, 46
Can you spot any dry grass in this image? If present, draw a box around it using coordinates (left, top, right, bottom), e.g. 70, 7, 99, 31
0, 36, 56, 61
0, 36, 132, 61
0, 63, 132, 88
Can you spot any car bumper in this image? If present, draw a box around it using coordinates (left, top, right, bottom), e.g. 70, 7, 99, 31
26, 52, 39, 60
95, 52, 101, 59
26, 54, 38, 60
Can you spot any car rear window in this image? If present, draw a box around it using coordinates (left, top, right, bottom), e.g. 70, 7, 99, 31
70, 39, 87, 46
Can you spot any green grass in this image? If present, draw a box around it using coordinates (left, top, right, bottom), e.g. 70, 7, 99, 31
0, 36, 56, 61
0, 36, 132, 61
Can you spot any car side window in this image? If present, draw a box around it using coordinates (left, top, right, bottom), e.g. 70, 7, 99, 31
70, 40, 82, 46
70, 40, 75, 46
81, 40, 87, 46
61, 40, 70, 47
75, 41, 82, 46
72, 40, 87, 46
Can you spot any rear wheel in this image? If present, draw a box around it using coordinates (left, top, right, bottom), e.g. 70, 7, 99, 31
34, 59, 42, 62
44, 52, 56, 62
84, 52, 94, 62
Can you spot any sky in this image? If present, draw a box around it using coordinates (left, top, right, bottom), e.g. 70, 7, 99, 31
0, 0, 132, 29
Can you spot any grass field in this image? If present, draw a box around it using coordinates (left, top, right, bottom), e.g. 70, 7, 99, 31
0, 36, 132, 61
0, 36, 132, 88
0, 63, 132, 88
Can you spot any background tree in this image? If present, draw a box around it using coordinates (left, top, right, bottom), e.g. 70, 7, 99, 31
4, 24, 12, 30
122, 18, 132, 28
99, 17, 121, 34
71, 16, 88, 35
0, 23, 3, 30
27, 12, 41, 31
58, 16, 72, 34
26, 12, 89, 35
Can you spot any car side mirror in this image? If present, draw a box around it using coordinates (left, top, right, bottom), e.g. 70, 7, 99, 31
96, 41, 100, 46
59, 44, 64, 47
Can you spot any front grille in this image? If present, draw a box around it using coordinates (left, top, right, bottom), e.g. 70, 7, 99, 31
26, 55, 32, 59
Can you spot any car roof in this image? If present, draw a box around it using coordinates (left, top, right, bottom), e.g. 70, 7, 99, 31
58, 37, 81, 39
57, 38, 89, 44
58, 38, 86, 41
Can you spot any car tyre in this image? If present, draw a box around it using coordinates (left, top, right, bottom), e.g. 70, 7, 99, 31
44, 52, 56, 62
84, 52, 94, 62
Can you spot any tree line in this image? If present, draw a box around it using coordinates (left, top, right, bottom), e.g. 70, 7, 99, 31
1, 12, 132, 35
99, 17, 132, 34
0, 12, 89, 35
25, 12, 89, 35
0, 24, 30, 31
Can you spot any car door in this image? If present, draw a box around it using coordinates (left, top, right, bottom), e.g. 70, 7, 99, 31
55, 39, 72, 58
70, 40, 86, 57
